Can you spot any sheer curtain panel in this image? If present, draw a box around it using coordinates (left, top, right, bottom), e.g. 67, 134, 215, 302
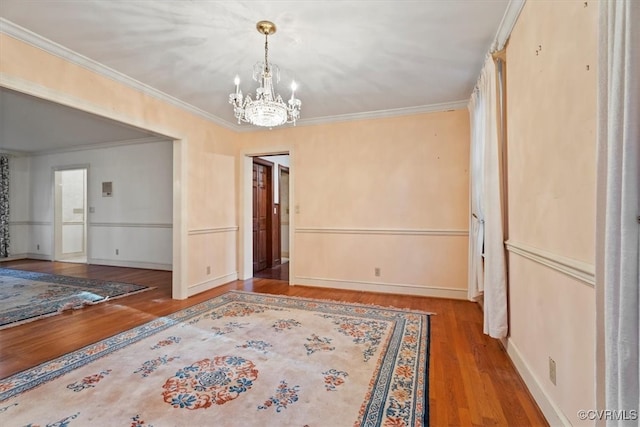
468, 89, 485, 301
596, 0, 640, 424
468, 55, 508, 339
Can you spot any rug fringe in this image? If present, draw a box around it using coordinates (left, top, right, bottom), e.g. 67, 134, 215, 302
0, 287, 155, 331
228, 290, 437, 315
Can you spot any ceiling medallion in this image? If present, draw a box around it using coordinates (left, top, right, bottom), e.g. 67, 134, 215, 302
229, 20, 301, 127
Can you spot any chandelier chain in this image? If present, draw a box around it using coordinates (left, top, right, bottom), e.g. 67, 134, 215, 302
264, 34, 269, 73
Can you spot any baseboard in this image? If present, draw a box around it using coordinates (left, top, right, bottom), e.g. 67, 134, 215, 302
188, 272, 238, 296
89, 258, 172, 271
0, 254, 29, 262
25, 253, 51, 261
501, 338, 571, 426
294, 276, 467, 300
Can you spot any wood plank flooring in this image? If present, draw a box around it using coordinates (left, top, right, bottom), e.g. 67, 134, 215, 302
0, 260, 548, 426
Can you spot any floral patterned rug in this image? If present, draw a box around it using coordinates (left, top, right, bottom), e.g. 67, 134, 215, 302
0, 268, 152, 330
0, 291, 431, 426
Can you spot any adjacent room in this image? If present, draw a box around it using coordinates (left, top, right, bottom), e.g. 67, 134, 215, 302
0, 1, 638, 426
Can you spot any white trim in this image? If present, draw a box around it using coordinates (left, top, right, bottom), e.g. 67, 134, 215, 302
295, 276, 467, 300
89, 258, 172, 271
1, 19, 469, 130
501, 338, 571, 427
240, 149, 294, 284
29, 136, 168, 156
505, 240, 595, 287
0, 254, 28, 262
282, 101, 469, 129
1, 61, 187, 300
24, 253, 51, 261
90, 222, 172, 229
0, 18, 239, 133
295, 227, 468, 236
0, 150, 27, 157
172, 138, 188, 299
13, 221, 52, 226
188, 272, 238, 296
188, 226, 238, 235
492, 0, 527, 51
240, 155, 253, 280
470, 0, 526, 98
0, 74, 177, 142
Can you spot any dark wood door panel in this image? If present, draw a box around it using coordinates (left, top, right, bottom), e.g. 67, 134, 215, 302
252, 159, 273, 274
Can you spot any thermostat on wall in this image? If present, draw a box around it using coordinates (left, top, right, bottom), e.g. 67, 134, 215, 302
102, 181, 113, 197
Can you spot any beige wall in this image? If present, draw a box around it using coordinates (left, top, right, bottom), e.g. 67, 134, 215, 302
505, 0, 597, 424
241, 110, 470, 298
1, 33, 471, 300
0, 34, 239, 298
1, 5, 603, 423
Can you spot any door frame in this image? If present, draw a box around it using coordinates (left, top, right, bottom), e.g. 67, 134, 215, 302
52, 164, 89, 262
278, 165, 290, 261
239, 149, 293, 284
4, 81, 186, 299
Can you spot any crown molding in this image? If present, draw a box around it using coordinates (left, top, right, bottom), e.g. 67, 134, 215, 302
29, 136, 169, 156
0, 18, 240, 133
1, 17, 469, 134
492, 0, 526, 51
0, 149, 28, 157
291, 101, 469, 129
235, 100, 468, 132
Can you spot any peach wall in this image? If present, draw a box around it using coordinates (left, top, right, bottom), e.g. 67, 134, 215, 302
241, 110, 470, 298
506, 0, 597, 262
0, 34, 239, 298
505, 0, 597, 424
1, 32, 470, 300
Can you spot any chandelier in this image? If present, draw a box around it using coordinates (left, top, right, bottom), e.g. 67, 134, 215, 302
229, 20, 301, 127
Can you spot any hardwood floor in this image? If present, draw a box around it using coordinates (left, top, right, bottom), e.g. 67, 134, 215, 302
0, 260, 548, 426
254, 260, 289, 281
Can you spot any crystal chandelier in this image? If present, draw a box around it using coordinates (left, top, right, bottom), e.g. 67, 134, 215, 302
229, 21, 301, 127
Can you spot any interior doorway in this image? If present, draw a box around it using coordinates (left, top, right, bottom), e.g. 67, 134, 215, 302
54, 167, 87, 263
251, 154, 290, 281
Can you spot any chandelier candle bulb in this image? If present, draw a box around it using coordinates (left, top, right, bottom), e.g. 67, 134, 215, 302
234, 75, 240, 94
290, 81, 297, 101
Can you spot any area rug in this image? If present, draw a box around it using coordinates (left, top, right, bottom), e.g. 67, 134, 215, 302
0, 268, 152, 330
0, 291, 431, 426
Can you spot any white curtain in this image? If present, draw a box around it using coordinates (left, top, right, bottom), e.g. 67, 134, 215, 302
468, 88, 485, 300
468, 55, 508, 339
597, 0, 640, 424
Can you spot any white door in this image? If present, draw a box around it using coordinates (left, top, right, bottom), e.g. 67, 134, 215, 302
54, 168, 87, 263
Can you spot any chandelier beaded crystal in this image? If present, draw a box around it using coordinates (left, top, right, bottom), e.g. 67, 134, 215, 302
229, 21, 301, 127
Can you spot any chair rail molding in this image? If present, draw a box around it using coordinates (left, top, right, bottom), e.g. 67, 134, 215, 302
90, 222, 172, 229
188, 226, 239, 236
505, 240, 595, 287
295, 227, 468, 237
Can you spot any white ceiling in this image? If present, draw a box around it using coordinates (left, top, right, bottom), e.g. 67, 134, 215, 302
0, 0, 512, 152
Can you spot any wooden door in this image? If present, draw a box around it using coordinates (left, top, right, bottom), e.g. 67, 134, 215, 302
253, 160, 272, 273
